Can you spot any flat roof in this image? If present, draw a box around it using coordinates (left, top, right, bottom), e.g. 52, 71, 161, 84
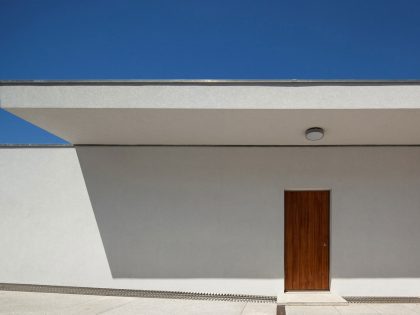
1, 79, 420, 86
2, 80, 420, 145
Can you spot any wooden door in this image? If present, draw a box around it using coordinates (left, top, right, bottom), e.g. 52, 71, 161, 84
284, 190, 330, 291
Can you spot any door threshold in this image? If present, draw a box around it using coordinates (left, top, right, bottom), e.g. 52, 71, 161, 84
277, 291, 348, 306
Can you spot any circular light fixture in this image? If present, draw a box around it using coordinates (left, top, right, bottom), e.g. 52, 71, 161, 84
305, 127, 324, 141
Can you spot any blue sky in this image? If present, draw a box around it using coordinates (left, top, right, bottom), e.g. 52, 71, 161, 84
1, 0, 420, 143
0, 110, 68, 144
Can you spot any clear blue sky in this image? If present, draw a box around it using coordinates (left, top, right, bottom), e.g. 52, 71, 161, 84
0, 110, 68, 144
1, 0, 420, 143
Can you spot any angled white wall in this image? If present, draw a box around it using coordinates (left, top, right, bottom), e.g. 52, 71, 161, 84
1, 147, 420, 297
0, 148, 279, 296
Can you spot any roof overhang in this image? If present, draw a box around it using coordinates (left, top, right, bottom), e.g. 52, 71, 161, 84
2, 80, 420, 145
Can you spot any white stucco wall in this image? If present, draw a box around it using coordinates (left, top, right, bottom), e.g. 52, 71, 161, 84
0, 148, 112, 287
1, 147, 420, 297
0, 148, 279, 296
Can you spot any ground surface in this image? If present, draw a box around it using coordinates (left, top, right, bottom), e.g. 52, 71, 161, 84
0, 291, 274, 315
0, 291, 420, 314
286, 304, 420, 315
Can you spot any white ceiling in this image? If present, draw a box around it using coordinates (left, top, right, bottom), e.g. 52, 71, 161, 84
6, 108, 420, 145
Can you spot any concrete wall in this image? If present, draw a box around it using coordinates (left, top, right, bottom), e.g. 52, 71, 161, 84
1, 147, 420, 296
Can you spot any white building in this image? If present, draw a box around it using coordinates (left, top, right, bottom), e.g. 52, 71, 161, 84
1, 80, 420, 301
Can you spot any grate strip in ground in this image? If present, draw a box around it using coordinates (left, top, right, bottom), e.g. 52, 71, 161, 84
345, 296, 420, 304
0, 283, 276, 304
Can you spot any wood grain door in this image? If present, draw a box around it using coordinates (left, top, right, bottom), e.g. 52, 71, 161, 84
284, 190, 330, 291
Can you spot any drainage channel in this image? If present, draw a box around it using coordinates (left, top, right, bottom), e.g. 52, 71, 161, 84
3, 283, 419, 309
0, 283, 276, 304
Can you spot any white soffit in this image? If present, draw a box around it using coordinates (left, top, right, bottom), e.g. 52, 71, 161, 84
1, 81, 420, 145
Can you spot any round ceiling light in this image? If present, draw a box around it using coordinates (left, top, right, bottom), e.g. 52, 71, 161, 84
305, 127, 324, 141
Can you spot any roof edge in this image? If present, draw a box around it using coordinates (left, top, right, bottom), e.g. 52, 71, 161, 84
1, 79, 420, 86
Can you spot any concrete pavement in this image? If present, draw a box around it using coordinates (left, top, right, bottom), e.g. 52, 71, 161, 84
0, 290, 275, 314
1, 290, 420, 314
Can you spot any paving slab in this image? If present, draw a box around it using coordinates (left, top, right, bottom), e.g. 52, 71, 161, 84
0, 290, 272, 315
241, 302, 276, 315
287, 304, 420, 315
278, 292, 348, 306
0, 290, 104, 314
61, 295, 138, 315
403, 304, 420, 313
368, 303, 420, 315
335, 303, 379, 314
101, 297, 247, 315
1, 290, 420, 315
286, 305, 340, 315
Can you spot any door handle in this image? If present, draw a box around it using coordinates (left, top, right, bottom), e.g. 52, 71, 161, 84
322, 242, 328, 247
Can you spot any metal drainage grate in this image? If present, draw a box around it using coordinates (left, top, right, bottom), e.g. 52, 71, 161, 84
345, 296, 420, 304
0, 283, 276, 304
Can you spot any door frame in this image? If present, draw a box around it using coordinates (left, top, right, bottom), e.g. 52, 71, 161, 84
284, 189, 331, 292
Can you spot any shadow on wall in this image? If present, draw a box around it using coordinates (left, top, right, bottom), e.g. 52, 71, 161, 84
76, 146, 284, 278
76, 146, 420, 279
